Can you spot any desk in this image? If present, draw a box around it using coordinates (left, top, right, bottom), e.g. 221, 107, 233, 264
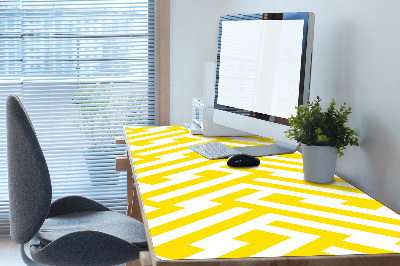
121, 126, 400, 266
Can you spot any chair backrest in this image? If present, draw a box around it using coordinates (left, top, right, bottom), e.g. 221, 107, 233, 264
7, 94, 52, 244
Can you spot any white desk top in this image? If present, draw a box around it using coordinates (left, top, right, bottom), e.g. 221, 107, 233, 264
125, 126, 400, 261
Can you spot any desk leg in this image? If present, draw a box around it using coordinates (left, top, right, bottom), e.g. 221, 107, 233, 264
117, 138, 148, 266
139, 252, 152, 266
125, 252, 151, 266
125, 174, 149, 266
127, 168, 134, 217
115, 155, 143, 222
128, 169, 143, 223
125, 260, 140, 266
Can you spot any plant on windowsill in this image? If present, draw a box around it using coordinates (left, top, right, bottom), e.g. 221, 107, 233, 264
73, 84, 134, 186
285, 96, 359, 183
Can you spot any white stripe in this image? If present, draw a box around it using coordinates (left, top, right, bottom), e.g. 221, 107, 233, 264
151, 207, 251, 246
254, 177, 370, 198
323, 246, 364, 255
239, 192, 400, 233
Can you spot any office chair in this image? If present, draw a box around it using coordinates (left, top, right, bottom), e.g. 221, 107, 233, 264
6, 94, 148, 265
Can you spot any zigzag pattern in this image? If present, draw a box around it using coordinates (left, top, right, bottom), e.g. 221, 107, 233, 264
125, 126, 400, 260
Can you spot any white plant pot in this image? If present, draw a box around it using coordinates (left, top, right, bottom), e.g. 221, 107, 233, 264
301, 144, 338, 183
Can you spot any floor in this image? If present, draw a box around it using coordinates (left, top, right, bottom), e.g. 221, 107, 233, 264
0, 237, 25, 266
0, 236, 140, 266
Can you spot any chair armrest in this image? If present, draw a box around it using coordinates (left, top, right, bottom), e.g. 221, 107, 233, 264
47, 196, 110, 218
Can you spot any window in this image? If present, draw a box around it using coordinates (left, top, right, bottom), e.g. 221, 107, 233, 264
0, 0, 169, 236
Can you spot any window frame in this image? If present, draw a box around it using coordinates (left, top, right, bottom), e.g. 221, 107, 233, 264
156, 0, 170, 126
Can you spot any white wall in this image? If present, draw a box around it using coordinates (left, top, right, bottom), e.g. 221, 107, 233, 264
170, 0, 227, 125
170, 0, 400, 213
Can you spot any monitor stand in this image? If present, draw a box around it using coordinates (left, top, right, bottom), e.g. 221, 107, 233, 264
233, 141, 298, 157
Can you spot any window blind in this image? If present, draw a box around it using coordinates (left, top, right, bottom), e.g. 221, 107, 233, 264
0, 0, 159, 236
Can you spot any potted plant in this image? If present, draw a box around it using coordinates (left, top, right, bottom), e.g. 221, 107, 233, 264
285, 96, 359, 183
73, 84, 132, 186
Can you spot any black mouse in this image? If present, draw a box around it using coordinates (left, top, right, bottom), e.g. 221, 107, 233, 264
227, 154, 260, 167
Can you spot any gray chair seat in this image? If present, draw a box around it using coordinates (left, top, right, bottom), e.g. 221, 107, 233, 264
37, 211, 147, 248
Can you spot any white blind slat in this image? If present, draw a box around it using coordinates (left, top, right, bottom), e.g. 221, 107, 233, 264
0, 0, 158, 236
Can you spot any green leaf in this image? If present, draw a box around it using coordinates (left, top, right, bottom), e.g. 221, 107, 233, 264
285, 97, 359, 157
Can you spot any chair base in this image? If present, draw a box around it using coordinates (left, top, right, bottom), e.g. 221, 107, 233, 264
20, 244, 45, 266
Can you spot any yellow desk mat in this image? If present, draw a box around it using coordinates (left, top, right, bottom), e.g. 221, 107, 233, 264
125, 126, 400, 260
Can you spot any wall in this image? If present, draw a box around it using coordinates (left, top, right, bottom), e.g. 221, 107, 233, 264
170, 0, 227, 125
170, 0, 400, 213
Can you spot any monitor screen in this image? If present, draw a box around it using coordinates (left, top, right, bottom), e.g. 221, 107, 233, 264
217, 19, 304, 119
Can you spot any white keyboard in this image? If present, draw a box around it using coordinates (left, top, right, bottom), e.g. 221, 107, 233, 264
188, 142, 243, 160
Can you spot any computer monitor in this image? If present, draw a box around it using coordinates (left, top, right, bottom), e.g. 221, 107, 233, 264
213, 12, 315, 157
